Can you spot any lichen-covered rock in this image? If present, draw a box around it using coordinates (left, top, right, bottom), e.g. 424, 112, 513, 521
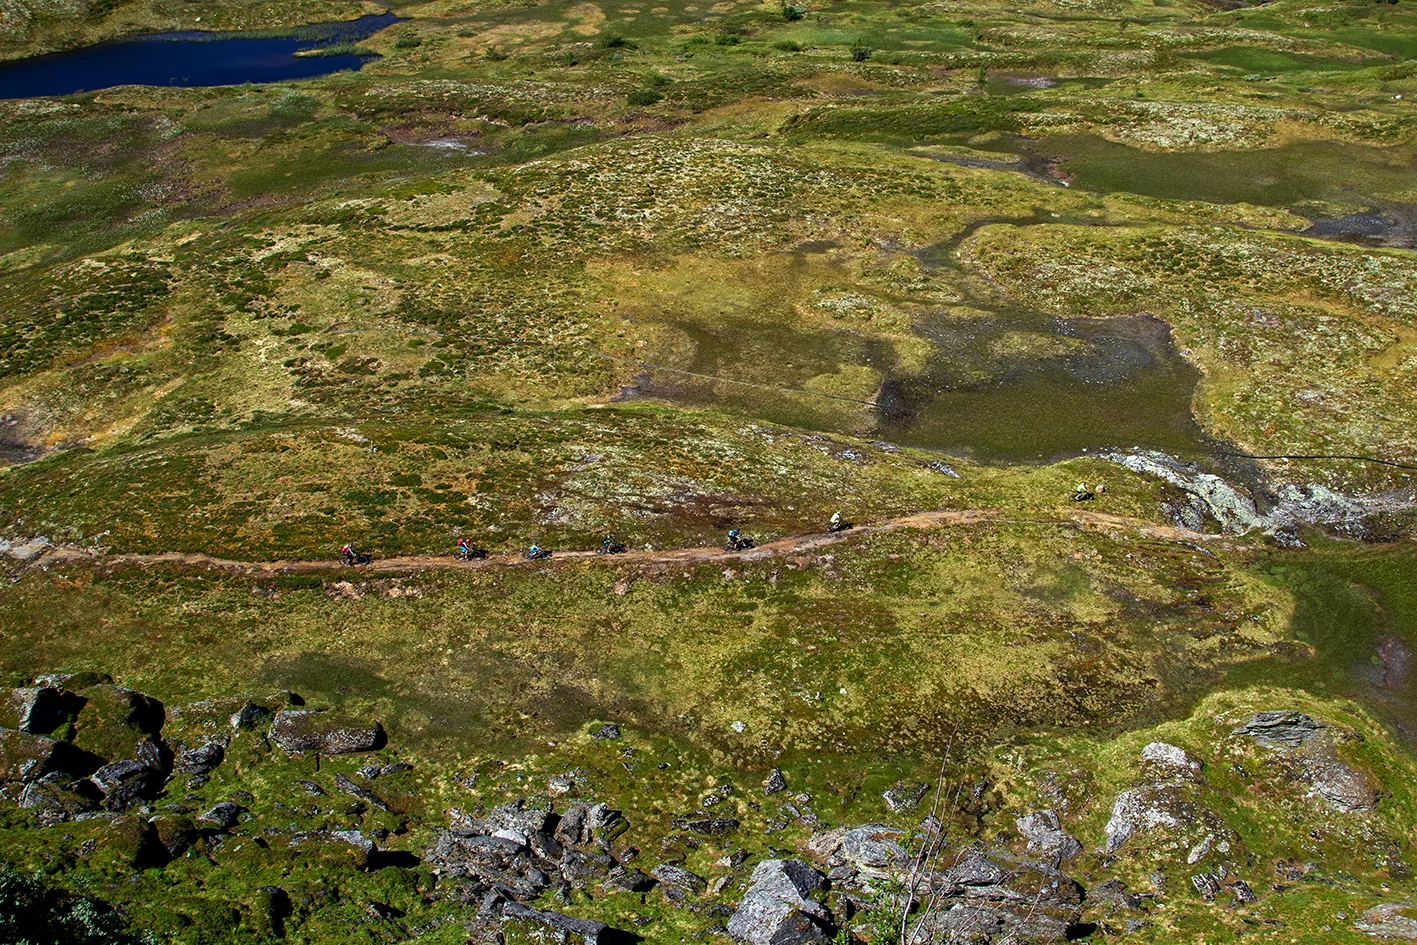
174, 740, 226, 775
763, 768, 788, 795
0, 687, 76, 735
1235, 712, 1324, 748
1232, 713, 1378, 812
71, 685, 165, 762
1103, 782, 1236, 857
88, 759, 166, 810
818, 823, 909, 879
651, 864, 706, 896
909, 850, 1084, 944
104, 815, 169, 870
288, 829, 376, 869
0, 728, 83, 782
197, 801, 243, 829
1355, 902, 1417, 940
1015, 810, 1083, 862
727, 859, 833, 945
268, 709, 383, 754
500, 901, 608, 944
1140, 742, 1204, 781
150, 814, 197, 857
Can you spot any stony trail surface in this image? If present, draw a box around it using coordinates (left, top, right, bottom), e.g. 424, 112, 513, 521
9, 508, 1226, 577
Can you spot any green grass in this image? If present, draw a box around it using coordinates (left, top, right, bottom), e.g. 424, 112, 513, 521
3, 0, 1417, 941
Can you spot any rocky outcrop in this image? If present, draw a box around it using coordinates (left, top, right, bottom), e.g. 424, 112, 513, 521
1103, 450, 1413, 541
0, 729, 80, 783
175, 740, 226, 776
1355, 903, 1417, 940
1015, 810, 1082, 863
1139, 742, 1203, 781
0, 687, 77, 735
1102, 743, 1241, 865
908, 849, 1085, 943
809, 823, 909, 883
268, 709, 384, 754
288, 830, 376, 869
1235, 711, 1324, 748
727, 859, 834, 945
71, 685, 165, 762
198, 801, 243, 829
425, 800, 629, 906
88, 759, 166, 811
1234, 711, 1378, 813
1104, 451, 1267, 534
499, 901, 609, 944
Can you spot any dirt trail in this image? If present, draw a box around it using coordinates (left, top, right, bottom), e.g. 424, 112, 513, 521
14, 507, 1222, 578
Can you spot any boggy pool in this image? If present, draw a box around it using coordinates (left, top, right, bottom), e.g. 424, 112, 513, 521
0, 13, 398, 99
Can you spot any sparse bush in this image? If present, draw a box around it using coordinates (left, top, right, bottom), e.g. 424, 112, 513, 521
781, 1, 805, 20
627, 89, 664, 106
598, 32, 635, 49
484, 45, 508, 61
714, 31, 741, 45
773, 39, 802, 51
849, 39, 872, 61
393, 31, 422, 49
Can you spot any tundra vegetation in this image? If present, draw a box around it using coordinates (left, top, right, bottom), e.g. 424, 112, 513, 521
1, 0, 1416, 940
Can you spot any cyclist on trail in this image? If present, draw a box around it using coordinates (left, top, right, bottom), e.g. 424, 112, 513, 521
341, 542, 356, 558
457, 537, 471, 555
528, 542, 543, 557
830, 510, 842, 528
728, 529, 740, 543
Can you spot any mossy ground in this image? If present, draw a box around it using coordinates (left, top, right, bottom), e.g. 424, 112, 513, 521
2, 0, 1417, 940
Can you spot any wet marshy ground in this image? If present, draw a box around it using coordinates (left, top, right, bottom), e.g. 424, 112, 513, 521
875, 311, 1206, 463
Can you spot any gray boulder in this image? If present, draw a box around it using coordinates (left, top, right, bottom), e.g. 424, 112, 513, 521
1298, 749, 1378, 813
175, 740, 226, 775
88, 759, 166, 810
288, 829, 376, 869
1356, 902, 1417, 940
1235, 712, 1324, 748
268, 709, 383, 754
1140, 742, 1204, 781
1103, 783, 1235, 857
843, 824, 910, 873
0, 687, 75, 735
651, 864, 707, 896
763, 768, 788, 795
727, 859, 833, 945
197, 801, 243, 829
500, 901, 608, 944
0, 729, 79, 782
601, 867, 654, 893
1015, 810, 1083, 863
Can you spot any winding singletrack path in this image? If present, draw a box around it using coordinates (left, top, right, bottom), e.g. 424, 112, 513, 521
11, 508, 1224, 579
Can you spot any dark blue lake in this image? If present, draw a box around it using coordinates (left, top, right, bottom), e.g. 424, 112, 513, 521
0, 13, 399, 99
